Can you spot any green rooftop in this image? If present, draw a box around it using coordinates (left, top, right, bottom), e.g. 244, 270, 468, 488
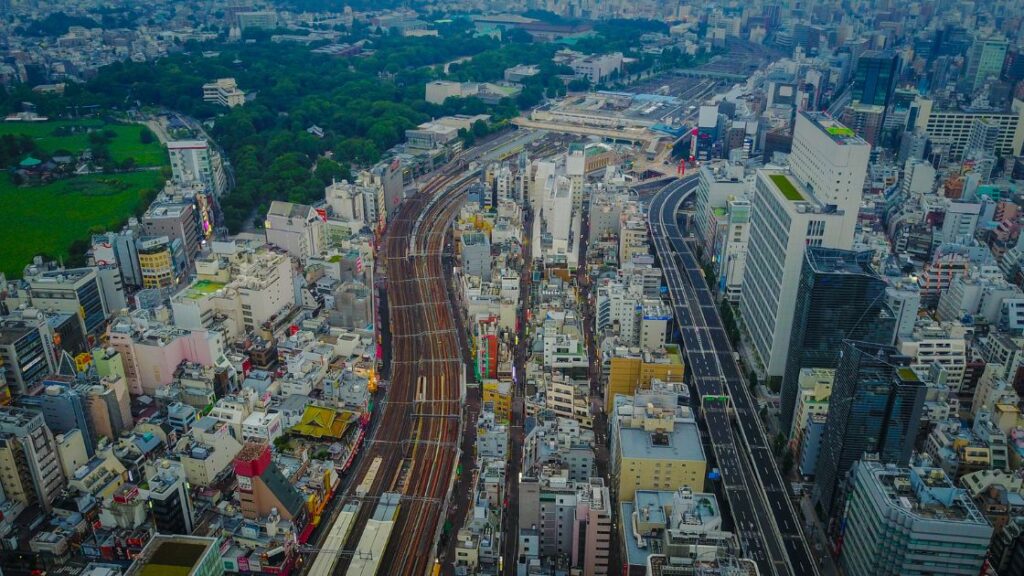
897, 367, 919, 382
769, 174, 804, 201
183, 279, 226, 299
826, 125, 855, 137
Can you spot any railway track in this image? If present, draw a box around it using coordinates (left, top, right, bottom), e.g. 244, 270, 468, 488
331, 165, 474, 575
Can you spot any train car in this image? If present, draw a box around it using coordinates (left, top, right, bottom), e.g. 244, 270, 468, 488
346, 492, 401, 576
305, 502, 361, 576
355, 456, 382, 498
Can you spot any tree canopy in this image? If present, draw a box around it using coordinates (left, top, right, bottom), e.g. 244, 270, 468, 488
2, 18, 707, 232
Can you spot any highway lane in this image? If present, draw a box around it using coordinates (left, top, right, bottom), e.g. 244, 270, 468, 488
649, 180, 819, 576
647, 179, 780, 575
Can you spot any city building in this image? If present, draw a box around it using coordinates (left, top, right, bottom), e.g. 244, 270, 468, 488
233, 442, 306, 522
19, 378, 96, 457
137, 236, 179, 290
912, 97, 1024, 160
789, 367, 834, 444
714, 197, 751, 303
236, 11, 278, 32
143, 460, 195, 536
125, 534, 224, 576
25, 266, 114, 336
898, 321, 969, 392
202, 78, 246, 107
167, 140, 227, 197
604, 344, 685, 413
852, 51, 899, 108
814, 341, 926, 518
742, 113, 869, 379
461, 231, 491, 279
966, 36, 1009, 92
170, 242, 294, 337
839, 461, 992, 575
178, 417, 242, 488
0, 406, 65, 512
0, 313, 56, 396
141, 201, 202, 265
83, 372, 133, 442
610, 385, 706, 502
691, 162, 746, 262
264, 201, 323, 261
573, 478, 612, 575
779, 248, 896, 431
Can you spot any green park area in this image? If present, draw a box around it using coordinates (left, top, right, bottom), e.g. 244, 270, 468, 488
0, 119, 166, 166
0, 170, 165, 278
0, 118, 169, 278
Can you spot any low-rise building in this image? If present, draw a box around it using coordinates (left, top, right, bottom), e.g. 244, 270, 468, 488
610, 385, 706, 502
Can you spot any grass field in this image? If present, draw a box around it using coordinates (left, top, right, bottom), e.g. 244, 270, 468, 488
0, 119, 167, 166
0, 170, 166, 278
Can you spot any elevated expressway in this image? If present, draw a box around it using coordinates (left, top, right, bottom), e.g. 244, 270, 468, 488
648, 179, 819, 576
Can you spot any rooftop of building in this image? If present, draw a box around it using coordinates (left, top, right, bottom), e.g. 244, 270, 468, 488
127, 535, 219, 576
802, 111, 868, 146
864, 461, 988, 525
618, 417, 705, 463
167, 139, 208, 150
768, 172, 804, 202
179, 279, 227, 300
267, 200, 314, 219
805, 247, 877, 276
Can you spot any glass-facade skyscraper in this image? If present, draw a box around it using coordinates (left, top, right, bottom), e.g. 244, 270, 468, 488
780, 247, 896, 432
814, 341, 925, 520
852, 51, 899, 108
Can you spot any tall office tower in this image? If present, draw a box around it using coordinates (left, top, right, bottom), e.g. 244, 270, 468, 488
840, 461, 991, 575
742, 113, 870, 379
814, 341, 925, 519
852, 51, 899, 108
0, 407, 66, 512
966, 36, 1009, 92
779, 248, 896, 433
787, 113, 870, 246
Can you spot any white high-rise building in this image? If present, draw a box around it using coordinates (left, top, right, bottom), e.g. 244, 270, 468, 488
740, 113, 870, 379
567, 144, 586, 213
787, 112, 871, 248
167, 140, 227, 197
